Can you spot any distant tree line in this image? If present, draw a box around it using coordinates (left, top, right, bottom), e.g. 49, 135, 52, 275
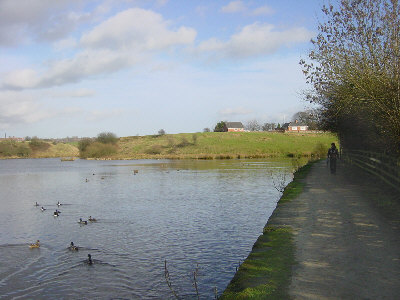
300, 0, 400, 156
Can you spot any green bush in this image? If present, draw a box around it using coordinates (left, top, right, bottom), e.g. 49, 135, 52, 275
81, 142, 117, 158
29, 137, 50, 151
78, 138, 93, 153
176, 137, 191, 148
0, 141, 31, 157
16, 143, 32, 157
97, 132, 118, 144
144, 145, 163, 154
313, 142, 328, 158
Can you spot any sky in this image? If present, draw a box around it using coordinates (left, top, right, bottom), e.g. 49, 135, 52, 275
0, 0, 323, 138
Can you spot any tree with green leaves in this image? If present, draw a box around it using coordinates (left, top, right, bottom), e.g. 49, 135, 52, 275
300, 0, 400, 154
214, 121, 226, 132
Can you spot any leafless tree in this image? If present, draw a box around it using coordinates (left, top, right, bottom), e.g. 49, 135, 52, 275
245, 119, 261, 131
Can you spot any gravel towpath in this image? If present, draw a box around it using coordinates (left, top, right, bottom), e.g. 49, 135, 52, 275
269, 160, 400, 299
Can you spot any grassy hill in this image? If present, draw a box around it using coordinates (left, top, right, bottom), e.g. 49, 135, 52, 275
0, 132, 338, 160
115, 131, 337, 159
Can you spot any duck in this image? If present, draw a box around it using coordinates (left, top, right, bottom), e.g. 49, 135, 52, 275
29, 240, 40, 248
54, 210, 60, 217
34, 202, 39, 207
86, 254, 93, 265
78, 218, 88, 225
68, 242, 79, 251
57, 201, 62, 206
88, 216, 97, 222
41, 206, 46, 211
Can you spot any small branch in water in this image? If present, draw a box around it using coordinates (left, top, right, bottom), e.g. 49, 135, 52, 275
213, 286, 219, 299
164, 260, 180, 300
193, 270, 199, 300
272, 172, 287, 193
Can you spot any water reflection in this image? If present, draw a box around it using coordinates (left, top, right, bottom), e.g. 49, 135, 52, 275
0, 158, 297, 299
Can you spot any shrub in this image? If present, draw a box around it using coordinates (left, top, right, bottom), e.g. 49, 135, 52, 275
176, 137, 189, 148
313, 142, 327, 158
192, 134, 198, 145
145, 145, 163, 155
0, 141, 31, 157
16, 143, 32, 157
81, 142, 117, 158
97, 132, 118, 144
29, 137, 50, 151
78, 138, 93, 153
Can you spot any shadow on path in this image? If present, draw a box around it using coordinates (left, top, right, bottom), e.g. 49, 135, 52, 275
269, 160, 400, 299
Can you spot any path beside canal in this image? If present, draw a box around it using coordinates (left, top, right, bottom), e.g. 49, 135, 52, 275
269, 160, 400, 299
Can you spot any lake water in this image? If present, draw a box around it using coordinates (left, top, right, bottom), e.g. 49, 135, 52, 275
0, 158, 296, 299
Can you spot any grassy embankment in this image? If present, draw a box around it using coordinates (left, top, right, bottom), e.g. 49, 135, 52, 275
220, 162, 315, 300
113, 131, 337, 159
0, 139, 78, 159
0, 132, 337, 159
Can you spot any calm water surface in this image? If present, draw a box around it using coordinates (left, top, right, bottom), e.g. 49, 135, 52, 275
0, 158, 295, 299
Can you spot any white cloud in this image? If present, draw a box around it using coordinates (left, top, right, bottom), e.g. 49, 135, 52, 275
86, 109, 125, 121
80, 8, 196, 51
1, 8, 197, 90
53, 37, 78, 51
0, 0, 92, 46
46, 88, 96, 98
0, 91, 50, 127
69, 88, 96, 98
3, 69, 41, 89
219, 107, 253, 117
155, 0, 169, 7
221, 1, 246, 13
252, 6, 274, 16
221, 1, 274, 16
195, 23, 313, 59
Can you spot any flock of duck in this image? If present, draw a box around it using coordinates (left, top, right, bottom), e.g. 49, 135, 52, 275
31, 201, 97, 265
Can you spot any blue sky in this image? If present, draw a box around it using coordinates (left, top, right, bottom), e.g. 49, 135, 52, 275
0, 0, 322, 138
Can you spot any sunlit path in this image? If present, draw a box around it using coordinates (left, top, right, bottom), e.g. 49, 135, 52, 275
270, 160, 400, 299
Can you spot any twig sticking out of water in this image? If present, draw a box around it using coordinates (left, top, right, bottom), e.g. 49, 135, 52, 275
192, 263, 200, 300
164, 260, 180, 300
272, 172, 287, 193
236, 260, 242, 272
213, 286, 219, 299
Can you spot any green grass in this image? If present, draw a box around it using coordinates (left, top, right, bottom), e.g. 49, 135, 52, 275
220, 161, 316, 299
0, 141, 79, 159
220, 226, 295, 300
278, 162, 314, 204
0, 132, 338, 160
116, 132, 337, 159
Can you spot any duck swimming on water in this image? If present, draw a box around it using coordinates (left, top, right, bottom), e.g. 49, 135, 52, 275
54, 210, 60, 216
29, 240, 40, 248
86, 254, 93, 265
34, 202, 39, 207
68, 242, 79, 251
78, 218, 88, 225
41, 206, 46, 211
88, 216, 97, 222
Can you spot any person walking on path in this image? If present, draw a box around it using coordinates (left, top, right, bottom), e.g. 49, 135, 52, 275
327, 142, 339, 174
